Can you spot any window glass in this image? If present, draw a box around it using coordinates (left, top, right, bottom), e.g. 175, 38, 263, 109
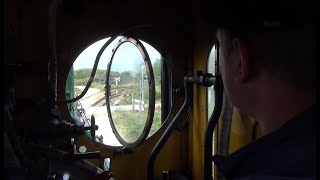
207, 45, 216, 119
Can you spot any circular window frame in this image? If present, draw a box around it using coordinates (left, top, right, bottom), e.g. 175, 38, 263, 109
105, 36, 156, 148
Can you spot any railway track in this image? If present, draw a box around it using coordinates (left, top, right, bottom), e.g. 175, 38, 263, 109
92, 88, 127, 107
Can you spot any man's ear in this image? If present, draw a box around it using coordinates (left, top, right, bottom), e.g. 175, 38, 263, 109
233, 38, 250, 82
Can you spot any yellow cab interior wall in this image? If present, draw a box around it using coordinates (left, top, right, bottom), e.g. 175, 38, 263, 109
74, 123, 187, 179
228, 108, 263, 154
192, 20, 213, 179
228, 108, 254, 153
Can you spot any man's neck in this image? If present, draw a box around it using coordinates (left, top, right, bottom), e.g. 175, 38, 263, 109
251, 77, 316, 135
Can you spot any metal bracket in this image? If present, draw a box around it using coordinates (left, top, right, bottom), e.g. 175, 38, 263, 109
192, 71, 216, 87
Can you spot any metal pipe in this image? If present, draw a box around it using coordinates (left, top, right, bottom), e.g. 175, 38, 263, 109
147, 76, 193, 180
204, 76, 223, 180
48, 0, 63, 109
218, 96, 233, 157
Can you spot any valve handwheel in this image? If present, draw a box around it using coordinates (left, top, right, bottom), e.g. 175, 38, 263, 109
84, 115, 99, 141
90, 115, 98, 141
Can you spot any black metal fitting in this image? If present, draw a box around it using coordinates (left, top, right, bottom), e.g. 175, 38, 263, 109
192, 71, 216, 87
65, 152, 101, 160
202, 73, 215, 87
182, 71, 216, 87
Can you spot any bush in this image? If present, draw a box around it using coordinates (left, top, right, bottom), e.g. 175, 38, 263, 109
112, 109, 162, 142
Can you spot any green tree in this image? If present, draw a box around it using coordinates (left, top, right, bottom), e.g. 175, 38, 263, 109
110, 71, 121, 77
153, 58, 161, 78
120, 71, 133, 83
95, 69, 106, 79
74, 68, 92, 80
120, 71, 132, 78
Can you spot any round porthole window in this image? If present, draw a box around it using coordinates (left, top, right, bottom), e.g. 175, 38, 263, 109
65, 36, 172, 148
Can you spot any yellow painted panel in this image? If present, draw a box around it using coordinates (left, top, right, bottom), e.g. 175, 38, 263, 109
192, 23, 213, 179
229, 108, 254, 154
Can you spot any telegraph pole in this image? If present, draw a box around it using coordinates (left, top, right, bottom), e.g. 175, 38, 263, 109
140, 63, 144, 112
115, 77, 120, 95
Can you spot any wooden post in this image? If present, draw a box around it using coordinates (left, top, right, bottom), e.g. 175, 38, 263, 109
132, 93, 134, 112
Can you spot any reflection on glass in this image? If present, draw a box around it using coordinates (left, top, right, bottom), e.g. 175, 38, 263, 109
109, 42, 150, 143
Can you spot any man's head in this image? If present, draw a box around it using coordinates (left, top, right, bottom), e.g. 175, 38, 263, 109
216, 25, 316, 113
200, 0, 316, 134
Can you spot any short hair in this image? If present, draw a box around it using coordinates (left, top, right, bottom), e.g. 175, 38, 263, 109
201, 0, 316, 90
219, 27, 316, 90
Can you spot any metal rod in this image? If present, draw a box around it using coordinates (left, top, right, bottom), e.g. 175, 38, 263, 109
204, 76, 223, 180
147, 76, 193, 180
48, 0, 62, 109
218, 96, 233, 157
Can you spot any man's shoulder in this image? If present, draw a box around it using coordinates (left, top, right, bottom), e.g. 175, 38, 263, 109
213, 105, 316, 179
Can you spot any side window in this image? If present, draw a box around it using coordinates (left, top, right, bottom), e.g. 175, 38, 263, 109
207, 45, 216, 119
207, 44, 217, 178
65, 36, 171, 147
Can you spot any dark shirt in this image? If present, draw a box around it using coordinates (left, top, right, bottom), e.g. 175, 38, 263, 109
213, 106, 316, 179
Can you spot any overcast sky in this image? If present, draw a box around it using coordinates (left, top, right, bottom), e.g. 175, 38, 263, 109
73, 37, 161, 72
